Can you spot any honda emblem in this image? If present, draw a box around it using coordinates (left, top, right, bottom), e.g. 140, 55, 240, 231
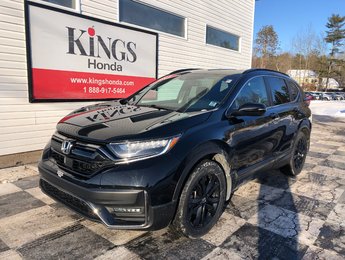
61, 139, 74, 155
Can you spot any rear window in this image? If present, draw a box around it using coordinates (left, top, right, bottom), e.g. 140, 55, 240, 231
266, 77, 290, 105
286, 80, 299, 101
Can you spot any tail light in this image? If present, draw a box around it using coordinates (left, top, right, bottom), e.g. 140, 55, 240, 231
304, 96, 312, 106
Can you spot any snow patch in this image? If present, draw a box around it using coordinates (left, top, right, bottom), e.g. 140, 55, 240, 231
310, 101, 345, 118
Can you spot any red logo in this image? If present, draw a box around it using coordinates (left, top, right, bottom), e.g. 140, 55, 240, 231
88, 26, 95, 37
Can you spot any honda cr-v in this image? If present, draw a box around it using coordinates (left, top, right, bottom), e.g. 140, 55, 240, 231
39, 68, 312, 237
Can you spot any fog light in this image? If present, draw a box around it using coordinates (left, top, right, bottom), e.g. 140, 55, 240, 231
113, 207, 142, 213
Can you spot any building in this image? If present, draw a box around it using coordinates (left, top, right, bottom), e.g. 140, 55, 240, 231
287, 69, 340, 89
0, 0, 255, 165
320, 78, 340, 89
287, 70, 319, 86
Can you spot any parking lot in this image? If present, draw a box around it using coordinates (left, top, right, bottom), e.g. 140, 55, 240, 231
0, 119, 345, 259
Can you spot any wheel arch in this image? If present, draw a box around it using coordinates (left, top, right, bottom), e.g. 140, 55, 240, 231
298, 119, 311, 141
172, 140, 233, 204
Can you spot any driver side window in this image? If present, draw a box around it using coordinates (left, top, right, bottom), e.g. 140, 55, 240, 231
231, 77, 269, 110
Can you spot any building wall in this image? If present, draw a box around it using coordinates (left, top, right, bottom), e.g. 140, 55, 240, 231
0, 0, 255, 156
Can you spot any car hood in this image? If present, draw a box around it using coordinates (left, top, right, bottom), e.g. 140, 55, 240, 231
56, 101, 212, 143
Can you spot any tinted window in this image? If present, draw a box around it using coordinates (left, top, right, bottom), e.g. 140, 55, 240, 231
231, 77, 269, 110
266, 77, 290, 105
42, 0, 76, 8
206, 26, 240, 51
286, 80, 299, 101
119, 0, 185, 37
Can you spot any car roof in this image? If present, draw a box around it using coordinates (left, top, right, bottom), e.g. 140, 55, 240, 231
170, 68, 290, 78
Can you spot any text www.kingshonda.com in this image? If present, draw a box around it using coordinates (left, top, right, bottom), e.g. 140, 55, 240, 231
70, 77, 135, 87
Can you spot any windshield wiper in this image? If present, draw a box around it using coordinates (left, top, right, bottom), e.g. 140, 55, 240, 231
140, 104, 176, 111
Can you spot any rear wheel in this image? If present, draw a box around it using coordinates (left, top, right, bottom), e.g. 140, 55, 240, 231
172, 160, 226, 238
281, 131, 309, 176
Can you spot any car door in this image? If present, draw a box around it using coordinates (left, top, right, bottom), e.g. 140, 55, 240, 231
264, 76, 296, 158
226, 76, 280, 177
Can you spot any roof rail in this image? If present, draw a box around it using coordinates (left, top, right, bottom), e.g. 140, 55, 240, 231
168, 68, 201, 75
243, 68, 289, 77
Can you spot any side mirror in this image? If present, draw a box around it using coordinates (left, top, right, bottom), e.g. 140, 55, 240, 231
229, 103, 266, 117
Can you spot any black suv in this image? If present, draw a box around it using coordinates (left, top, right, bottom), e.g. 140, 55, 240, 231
39, 69, 312, 237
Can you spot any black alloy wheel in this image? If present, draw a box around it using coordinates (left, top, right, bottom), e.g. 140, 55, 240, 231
172, 160, 226, 238
281, 131, 309, 176
187, 173, 221, 228
293, 137, 308, 172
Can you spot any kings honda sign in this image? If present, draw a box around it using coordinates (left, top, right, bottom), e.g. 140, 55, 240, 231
25, 2, 158, 102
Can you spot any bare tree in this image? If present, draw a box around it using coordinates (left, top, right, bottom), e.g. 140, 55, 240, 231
291, 25, 319, 84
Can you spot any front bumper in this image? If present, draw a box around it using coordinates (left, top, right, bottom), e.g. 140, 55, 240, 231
39, 162, 176, 230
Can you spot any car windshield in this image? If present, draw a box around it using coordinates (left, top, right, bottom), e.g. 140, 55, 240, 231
133, 72, 238, 112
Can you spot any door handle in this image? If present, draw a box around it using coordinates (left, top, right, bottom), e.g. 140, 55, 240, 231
269, 113, 279, 119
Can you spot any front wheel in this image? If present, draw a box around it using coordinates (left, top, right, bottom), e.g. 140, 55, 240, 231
281, 131, 309, 176
172, 160, 226, 238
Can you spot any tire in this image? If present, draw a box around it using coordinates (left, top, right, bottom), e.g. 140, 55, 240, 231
171, 159, 226, 238
281, 131, 309, 176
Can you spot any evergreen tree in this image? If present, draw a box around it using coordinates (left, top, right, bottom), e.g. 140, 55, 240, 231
324, 14, 345, 89
254, 25, 279, 68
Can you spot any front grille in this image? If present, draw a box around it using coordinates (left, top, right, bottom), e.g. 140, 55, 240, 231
49, 134, 112, 178
51, 150, 64, 165
40, 179, 98, 220
72, 159, 105, 174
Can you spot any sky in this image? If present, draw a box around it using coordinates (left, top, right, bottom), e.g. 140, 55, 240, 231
253, 0, 345, 52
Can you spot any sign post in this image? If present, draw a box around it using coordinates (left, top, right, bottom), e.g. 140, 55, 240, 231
25, 1, 158, 102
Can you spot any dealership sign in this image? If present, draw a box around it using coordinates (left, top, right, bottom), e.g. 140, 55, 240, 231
25, 2, 158, 102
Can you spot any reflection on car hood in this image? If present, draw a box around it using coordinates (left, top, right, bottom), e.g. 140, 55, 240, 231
56, 101, 212, 143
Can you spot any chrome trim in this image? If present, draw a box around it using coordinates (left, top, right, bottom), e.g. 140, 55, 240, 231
61, 139, 74, 155
53, 133, 182, 164
87, 191, 149, 229
53, 133, 117, 162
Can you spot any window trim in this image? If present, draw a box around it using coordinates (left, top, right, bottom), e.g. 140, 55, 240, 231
118, 0, 188, 40
205, 24, 241, 52
30, 0, 81, 13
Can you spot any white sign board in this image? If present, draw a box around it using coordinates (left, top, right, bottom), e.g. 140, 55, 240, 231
25, 2, 158, 102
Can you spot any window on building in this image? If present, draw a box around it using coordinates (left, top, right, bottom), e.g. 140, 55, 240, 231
231, 77, 269, 110
266, 77, 290, 105
42, 0, 77, 9
119, 0, 185, 37
206, 26, 240, 51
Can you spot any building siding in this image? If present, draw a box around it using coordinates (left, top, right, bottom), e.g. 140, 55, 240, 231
0, 0, 254, 156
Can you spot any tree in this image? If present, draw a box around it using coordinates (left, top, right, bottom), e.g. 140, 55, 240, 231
324, 14, 345, 89
275, 52, 293, 72
254, 25, 279, 68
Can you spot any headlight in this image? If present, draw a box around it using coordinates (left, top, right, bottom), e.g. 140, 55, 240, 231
108, 136, 180, 162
